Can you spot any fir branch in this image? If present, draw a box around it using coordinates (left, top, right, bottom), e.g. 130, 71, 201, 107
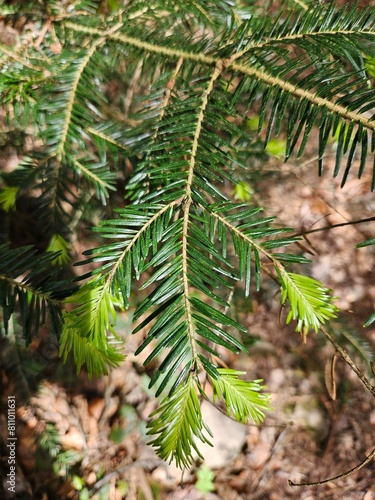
211, 368, 271, 424
182, 62, 224, 368
231, 62, 375, 131
3, 0, 374, 473
290, 0, 308, 10
147, 374, 212, 468
0, 43, 43, 71
0, 244, 75, 340
65, 19, 375, 132
72, 158, 115, 200
86, 127, 130, 152
59, 322, 125, 376
55, 21, 124, 162
55, 43, 99, 163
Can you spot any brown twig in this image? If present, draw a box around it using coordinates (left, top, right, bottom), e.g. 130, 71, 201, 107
319, 326, 375, 398
290, 325, 375, 487
288, 446, 375, 487
292, 216, 375, 238
325, 351, 338, 400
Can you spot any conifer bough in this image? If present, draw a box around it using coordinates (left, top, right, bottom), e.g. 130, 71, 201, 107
0, 0, 374, 468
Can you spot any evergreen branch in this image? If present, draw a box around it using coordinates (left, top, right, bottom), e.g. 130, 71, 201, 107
64, 21, 215, 65
104, 200, 182, 289
233, 27, 375, 60
65, 20, 375, 136
87, 127, 130, 152
72, 158, 115, 197
0, 274, 61, 308
206, 204, 279, 265
55, 23, 123, 157
47, 22, 123, 222
0, 244, 75, 340
59, 320, 125, 376
55, 42, 100, 162
150, 57, 184, 148
206, 205, 337, 333
61, 201, 182, 376
140, 57, 184, 196
230, 63, 375, 131
232, 2, 375, 58
0, 43, 43, 71
211, 368, 271, 424
290, 0, 308, 10
181, 63, 224, 367
60, 19, 375, 185
3, 0, 371, 473
130, 69, 245, 392
185, 62, 224, 197
63, 279, 119, 346
60, 279, 125, 376
278, 270, 338, 334
147, 375, 212, 468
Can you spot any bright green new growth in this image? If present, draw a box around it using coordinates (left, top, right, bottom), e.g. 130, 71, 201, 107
1, 0, 374, 467
279, 271, 338, 334
147, 375, 212, 469
211, 369, 271, 424
0, 186, 18, 211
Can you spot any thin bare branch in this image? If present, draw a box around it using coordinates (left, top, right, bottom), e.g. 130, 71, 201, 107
320, 326, 375, 398
289, 446, 375, 487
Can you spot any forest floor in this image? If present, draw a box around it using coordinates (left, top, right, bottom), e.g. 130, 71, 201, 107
1, 136, 375, 500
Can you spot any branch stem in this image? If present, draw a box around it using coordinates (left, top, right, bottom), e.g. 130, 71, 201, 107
182, 63, 223, 365
320, 326, 375, 397
65, 21, 375, 131
289, 446, 375, 487
293, 216, 375, 237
